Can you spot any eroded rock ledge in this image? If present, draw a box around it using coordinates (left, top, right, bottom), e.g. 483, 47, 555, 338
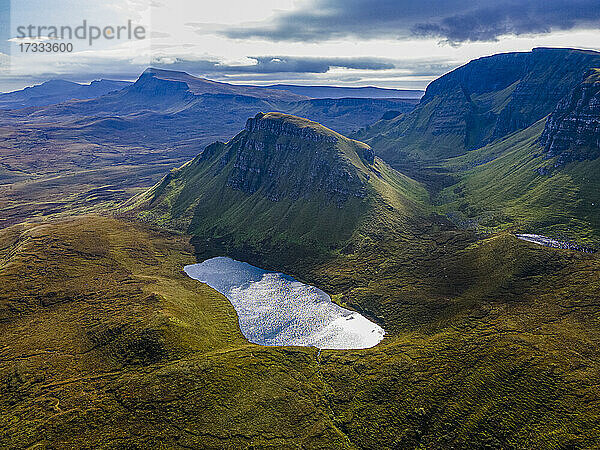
541, 69, 600, 164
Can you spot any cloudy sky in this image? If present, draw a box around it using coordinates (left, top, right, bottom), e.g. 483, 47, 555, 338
0, 0, 599, 92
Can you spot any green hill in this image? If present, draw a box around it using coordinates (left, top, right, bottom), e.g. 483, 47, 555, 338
352, 49, 600, 245
126, 112, 429, 264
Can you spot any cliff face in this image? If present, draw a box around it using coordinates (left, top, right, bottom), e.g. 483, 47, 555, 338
540, 69, 600, 164
423, 48, 600, 145
244, 113, 339, 143
358, 48, 600, 165
490, 49, 600, 140
129, 71, 194, 99
222, 113, 370, 205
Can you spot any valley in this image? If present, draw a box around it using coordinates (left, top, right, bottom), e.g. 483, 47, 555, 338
1, 47, 600, 448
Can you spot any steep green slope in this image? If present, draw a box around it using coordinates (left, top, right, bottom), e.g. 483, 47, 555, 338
436, 69, 600, 245
127, 112, 429, 262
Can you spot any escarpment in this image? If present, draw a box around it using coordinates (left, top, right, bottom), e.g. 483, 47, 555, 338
541, 69, 600, 164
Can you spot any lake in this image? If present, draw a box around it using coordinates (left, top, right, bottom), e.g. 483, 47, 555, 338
184, 257, 385, 349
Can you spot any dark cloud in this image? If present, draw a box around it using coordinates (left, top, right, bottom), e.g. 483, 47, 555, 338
220, 0, 600, 44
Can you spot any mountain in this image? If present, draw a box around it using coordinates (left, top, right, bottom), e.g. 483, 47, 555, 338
127, 112, 428, 261
436, 68, 600, 244
355, 48, 600, 171
0, 69, 417, 227
264, 83, 423, 99
0, 79, 131, 109
140, 68, 308, 101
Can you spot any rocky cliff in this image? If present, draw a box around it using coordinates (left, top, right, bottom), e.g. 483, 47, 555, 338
221, 113, 370, 205
540, 69, 600, 164
356, 48, 600, 167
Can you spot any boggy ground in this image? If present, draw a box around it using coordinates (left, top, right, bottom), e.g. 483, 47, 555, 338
2, 214, 600, 448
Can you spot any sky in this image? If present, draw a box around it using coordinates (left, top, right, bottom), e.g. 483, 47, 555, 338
0, 0, 599, 92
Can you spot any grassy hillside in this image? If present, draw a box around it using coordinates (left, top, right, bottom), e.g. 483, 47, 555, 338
0, 216, 352, 448
436, 119, 600, 245
127, 112, 429, 263
3, 212, 600, 448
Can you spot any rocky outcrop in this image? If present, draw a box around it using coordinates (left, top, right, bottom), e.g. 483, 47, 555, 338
489, 49, 600, 139
129, 71, 193, 99
540, 69, 600, 164
226, 113, 368, 205
244, 113, 338, 143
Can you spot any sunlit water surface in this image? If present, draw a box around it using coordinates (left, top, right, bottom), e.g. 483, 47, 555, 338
184, 257, 385, 349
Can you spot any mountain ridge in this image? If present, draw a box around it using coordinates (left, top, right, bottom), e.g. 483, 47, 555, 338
126, 112, 428, 261
139, 68, 308, 101
355, 47, 600, 170
0, 78, 132, 109
262, 83, 423, 99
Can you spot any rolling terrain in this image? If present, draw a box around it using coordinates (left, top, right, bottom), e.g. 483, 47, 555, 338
0, 70, 417, 227
3, 111, 600, 447
2, 48, 600, 448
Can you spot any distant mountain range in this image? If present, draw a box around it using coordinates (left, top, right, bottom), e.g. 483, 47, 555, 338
0, 68, 418, 226
0, 79, 132, 109
262, 84, 423, 99
0, 69, 422, 111
1, 68, 418, 136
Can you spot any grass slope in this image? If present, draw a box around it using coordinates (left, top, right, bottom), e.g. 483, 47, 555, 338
437, 119, 600, 245
0, 216, 350, 448
3, 214, 600, 448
